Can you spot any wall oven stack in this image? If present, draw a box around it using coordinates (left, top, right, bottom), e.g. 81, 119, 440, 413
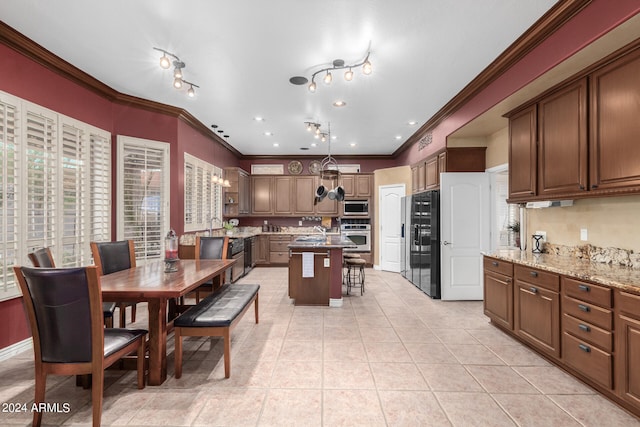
340, 218, 371, 252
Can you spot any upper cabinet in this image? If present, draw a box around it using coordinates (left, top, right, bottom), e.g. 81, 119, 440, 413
249, 174, 338, 216
342, 173, 372, 198
507, 42, 640, 202
589, 47, 640, 192
411, 147, 486, 194
224, 167, 250, 217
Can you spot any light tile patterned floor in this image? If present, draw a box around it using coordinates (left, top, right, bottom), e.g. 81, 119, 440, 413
2, 267, 640, 426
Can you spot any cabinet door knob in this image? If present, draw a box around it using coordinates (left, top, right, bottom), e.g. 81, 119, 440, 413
578, 343, 591, 353
492, 261, 499, 267
578, 284, 590, 292
529, 287, 538, 294
578, 304, 590, 312
578, 323, 591, 332
579, 185, 585, 190
591, 184, 598, 189
530, 271, 538, 278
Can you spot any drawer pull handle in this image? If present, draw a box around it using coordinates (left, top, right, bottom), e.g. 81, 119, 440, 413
530, 287, 538, 294
578, 284, 590, 292
578, 324, 591, 332
578, 304, 590, 312
578, 344, 591, 353
492, 261, 499, 267
530, 271, 538, 278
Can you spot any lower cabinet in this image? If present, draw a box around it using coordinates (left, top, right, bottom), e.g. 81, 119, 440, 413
483, 257, 514, 330
514, 265, 560, 359
269, 234, 292, 265
616, 291, 640, 411
255, 234, 269, 265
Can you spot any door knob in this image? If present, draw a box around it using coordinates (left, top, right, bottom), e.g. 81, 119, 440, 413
443, 241, 451, 245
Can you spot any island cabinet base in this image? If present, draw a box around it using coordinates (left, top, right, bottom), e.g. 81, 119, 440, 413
288, 249, 331, 305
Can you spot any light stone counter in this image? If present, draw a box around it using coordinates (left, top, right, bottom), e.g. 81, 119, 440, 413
484, 249, 640, 293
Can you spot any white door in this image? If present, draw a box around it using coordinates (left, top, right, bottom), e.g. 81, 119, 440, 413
379, 184, 405, 272
440, 172, 490, 300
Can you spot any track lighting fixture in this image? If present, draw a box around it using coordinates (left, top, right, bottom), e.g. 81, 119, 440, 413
289, 49, 372, 93
153, 47, 200, 98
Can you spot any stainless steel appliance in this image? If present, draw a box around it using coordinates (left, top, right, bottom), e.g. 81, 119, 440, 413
228, 238, 245, 282
340, 219, 371, 252
342, 200, 369, 216
400, 190, 440, 298
244, 236, 255, 274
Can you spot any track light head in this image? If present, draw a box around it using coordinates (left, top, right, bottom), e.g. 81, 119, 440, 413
159, 54, 171, 69
308, 80, 316, 93
173, 78, 183, 89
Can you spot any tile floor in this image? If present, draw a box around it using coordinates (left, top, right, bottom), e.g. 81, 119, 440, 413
2, 267, 640, 426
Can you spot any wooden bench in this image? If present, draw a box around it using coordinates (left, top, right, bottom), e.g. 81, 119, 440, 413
173, 283, 259, 378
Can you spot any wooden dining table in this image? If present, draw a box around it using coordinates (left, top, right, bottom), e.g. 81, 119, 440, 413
99, 258, 236, 385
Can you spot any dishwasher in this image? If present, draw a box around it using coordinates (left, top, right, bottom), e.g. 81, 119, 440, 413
228, 238, 245, 282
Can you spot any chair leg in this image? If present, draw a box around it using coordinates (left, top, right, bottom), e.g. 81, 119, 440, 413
33, 366, 46, 427
119, 304, 126, 328
91, 369, 104, 427
137, 338, 146, 389
104, 317, 113, 328
223, 328, 231, 378
254, 295, 259, 324
174, 330, 183, 379
131, 304, 136, 323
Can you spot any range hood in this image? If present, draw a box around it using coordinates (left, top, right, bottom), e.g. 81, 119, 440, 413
525, 200, 574, 209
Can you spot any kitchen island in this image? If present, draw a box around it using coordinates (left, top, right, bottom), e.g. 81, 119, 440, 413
288, 235, 356, 307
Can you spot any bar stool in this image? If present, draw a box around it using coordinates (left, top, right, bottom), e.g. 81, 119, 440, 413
344, 257, 366, 295
342, 253, 360, 286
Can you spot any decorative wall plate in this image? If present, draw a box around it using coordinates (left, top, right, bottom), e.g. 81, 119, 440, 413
288, 160, 303, 175
308, 160, 322, 175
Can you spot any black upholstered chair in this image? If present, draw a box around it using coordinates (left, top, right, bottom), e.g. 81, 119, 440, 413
28, 247, 117, 328
193, 236, 229, 302
14, 265, 147, 427
90, 240, 137, 327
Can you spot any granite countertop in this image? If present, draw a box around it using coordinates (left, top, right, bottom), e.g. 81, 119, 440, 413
179, 227, 340, 245
484, 249, 640, 293
288, 235, 356, 249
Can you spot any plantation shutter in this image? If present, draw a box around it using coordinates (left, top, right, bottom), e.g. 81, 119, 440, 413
0, 96, 20, 298
89, 131, 111, 244
117, 136, 170, 262
183, 153, 223, 233
184, 162, 194, 227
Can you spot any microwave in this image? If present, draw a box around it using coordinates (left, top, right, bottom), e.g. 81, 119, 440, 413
343, 200, 369, 216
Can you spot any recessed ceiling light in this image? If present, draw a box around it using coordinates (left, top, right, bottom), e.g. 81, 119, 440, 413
395, 135, 402, 140
333, 100, 346, 107
311, 143, 317, 147
331, 135, 337, 140
264, 131, 273, 136
254, 116, 264, 122
350, 143, 357, 147
273, 143, 279, 147
408, 120, 418, 126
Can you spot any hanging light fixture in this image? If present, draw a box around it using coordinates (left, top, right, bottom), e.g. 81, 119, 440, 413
308, 122, 344, 202
288, 49, 373, 93
153, 47, 200, 98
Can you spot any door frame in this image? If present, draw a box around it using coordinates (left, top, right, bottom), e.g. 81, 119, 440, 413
376, 183, 405, 271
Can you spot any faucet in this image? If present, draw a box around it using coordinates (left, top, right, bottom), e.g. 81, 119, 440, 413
313, 225, 326, 237
208, 215, 215, 236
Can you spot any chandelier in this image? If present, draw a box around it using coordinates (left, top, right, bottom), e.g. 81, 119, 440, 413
153, 47, 200, 97
289, 50, 372, 93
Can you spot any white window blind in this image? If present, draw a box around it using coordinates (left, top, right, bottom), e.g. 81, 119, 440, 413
117, 136, 170, 263
183, 153, 222, 233
0, 94, 19, 299
0, 90, 112, 300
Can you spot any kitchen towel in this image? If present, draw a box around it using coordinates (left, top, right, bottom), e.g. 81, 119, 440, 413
302, 252, 314, 278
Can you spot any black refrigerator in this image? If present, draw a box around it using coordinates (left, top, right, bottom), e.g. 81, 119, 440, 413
401, 190, 441, 299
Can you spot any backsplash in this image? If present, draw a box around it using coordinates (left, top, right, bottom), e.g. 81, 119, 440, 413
543, 242, 640, 269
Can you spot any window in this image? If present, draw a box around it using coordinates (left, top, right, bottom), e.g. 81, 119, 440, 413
184, 153, 222, 232
117, 136, 170, 263
0, 90, 112, 300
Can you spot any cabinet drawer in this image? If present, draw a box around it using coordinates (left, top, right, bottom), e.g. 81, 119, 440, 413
563, 277, 611, 308
515, 265, 559, 292
270, 240, 290, 252
617, 291, 640, 318
563, 313, 613, 352
484, 257, 513, 277
563, 295, 612, 330
270, 251, 289, 264
562, 331, 613, 389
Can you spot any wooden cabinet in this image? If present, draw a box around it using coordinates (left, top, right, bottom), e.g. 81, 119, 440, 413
411, 148, 486, 194
224, 167, 250, 217
561, 277, 613, 389
590, 47, 640, 192
315, 176, 338, 215
342, 174, 373, 198
293, 176, 315, 215
508, 105, 537, 200
288, 248, 330, 305
514, 265, 560, 359
238, 170, 250, 214
251, 175, 273, 215
483, 257, 514, 330
273, 176, 293, 215
269, 234, 292, 265
616, 290, 640, 412
255, 234, 269, 265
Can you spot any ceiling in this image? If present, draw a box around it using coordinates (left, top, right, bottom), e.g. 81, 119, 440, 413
0, 0, 559, 156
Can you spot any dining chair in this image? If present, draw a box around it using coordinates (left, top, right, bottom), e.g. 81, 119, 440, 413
28, 247, 117, 328
13, 265, 147, 427
193, 236, 229, 302
90, 240, 137, 327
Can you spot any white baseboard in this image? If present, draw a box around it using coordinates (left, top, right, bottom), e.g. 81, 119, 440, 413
0, 337, 32, 362
373, 264, 381, 270
329, 298, 343, 308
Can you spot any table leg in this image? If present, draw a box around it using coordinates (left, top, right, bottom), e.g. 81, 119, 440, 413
147, 299, 167, 385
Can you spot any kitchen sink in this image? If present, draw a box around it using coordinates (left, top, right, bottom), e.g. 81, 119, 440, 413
294, 235, 327, 242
